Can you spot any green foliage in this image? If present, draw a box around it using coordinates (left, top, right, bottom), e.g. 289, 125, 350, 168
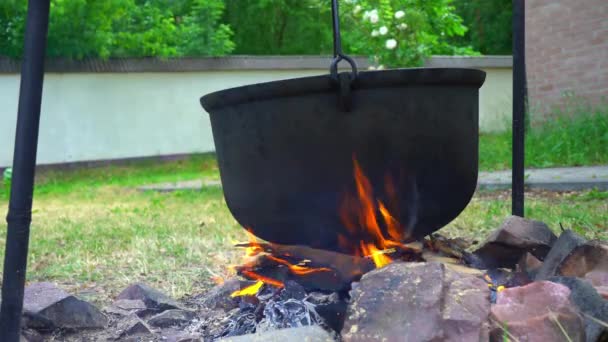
479, 100, 608, 171
223, 0, 334, 55
0, 0, 234, 59
340, 0, 478, 67
224, 0, 477, 67
1, 0, 486, 64
451, 0, 512, 55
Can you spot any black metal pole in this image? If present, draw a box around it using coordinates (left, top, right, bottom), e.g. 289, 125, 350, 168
512, 0, 525, 217
0, 0, 51, 340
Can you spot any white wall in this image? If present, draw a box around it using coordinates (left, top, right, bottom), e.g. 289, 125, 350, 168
0, 67, 512, 167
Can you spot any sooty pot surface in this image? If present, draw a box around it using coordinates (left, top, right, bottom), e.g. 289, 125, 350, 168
201, 68, 486, 253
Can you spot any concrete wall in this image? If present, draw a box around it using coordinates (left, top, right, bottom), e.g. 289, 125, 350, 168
526, 0, 607, 116
0, 56, 512, 167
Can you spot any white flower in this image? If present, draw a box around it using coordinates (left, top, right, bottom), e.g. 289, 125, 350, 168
385, 39, 397, 50
379, 26, 388, 35
353, 5, 362, 14
368, 66, 376, 70
398, 23, 408, 30
377, 65, 385, 70
394, 10, 405, 19
371, 29, 379, 37
369, 12, 379, 24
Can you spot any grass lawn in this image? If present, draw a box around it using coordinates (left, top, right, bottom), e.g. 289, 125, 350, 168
479, 102, 608, 170
0, 155, 606, 305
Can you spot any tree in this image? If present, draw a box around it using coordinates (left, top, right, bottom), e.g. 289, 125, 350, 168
0, 0, 234, 59
223, 0, 477, 67
451, 0, 512, 55
223, 0, 333, 55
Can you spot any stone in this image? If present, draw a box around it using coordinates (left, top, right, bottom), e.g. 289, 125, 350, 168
341, 262, 490, 341
148, 309, 196, 328
218, 325, 334, 341
116, 283, 180, 312
160, 328, 203, 342
536, 230, 587, 280
585, 270, 608, 287
22, 282, 107, 330
474, 215, 557, 268
597, 287, 608, 300
558, 240, 608, 278
549, 277, 608, 342
306, 292, 348, 332
516, 252, 544, 276
118, 313, 154, 338
490, 281, 585, 342
342, 262, 445, 341
105, 299, 147, 316
20, 329, 43, 342
195, 278, 252, 311
442, 270, 491, 341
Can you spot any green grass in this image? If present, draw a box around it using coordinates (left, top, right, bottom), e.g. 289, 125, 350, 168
479, 101, 608, 171
0, 153, 218, 200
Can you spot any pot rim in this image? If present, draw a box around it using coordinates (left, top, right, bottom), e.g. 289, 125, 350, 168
200, 67, 486, 111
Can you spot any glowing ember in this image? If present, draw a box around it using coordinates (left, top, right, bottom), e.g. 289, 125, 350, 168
265, 255, 333, 275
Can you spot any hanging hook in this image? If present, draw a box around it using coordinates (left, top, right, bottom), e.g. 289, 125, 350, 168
330, 0, 358, 82
330, 0, 357, 111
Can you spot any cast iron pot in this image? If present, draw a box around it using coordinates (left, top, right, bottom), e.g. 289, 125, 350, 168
201, 68, 486, 253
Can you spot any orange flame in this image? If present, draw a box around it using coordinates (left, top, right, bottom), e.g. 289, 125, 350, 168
230, 280, 263, 297
244, 228, 263, 257
231, 155, 409, 295
339, 157, 407, 268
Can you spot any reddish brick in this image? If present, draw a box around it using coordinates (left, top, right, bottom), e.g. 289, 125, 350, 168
526, 0, 606, 114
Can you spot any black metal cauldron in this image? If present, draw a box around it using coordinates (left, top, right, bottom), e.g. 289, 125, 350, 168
201, 68, 486, 253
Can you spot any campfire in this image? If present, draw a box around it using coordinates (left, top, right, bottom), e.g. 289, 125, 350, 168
229, 156, 423, 299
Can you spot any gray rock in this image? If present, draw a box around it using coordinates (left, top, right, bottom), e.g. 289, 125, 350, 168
116, 283, 180, 312
490, 281, 585, 342
161, 330, 203, 342
20, 329, 43, 342
148, 309, 196, 328
442, 270, 491, 341
105, 299, 147, 316
549, 277, 608, 342
342, 262, 490, 341
218, 325, 334, 341
516, 252, 543, 276
195, 278, 252, 311
474, 215, 557, 268
536, 230, 587, 280
22, 282, 107, 330
118, 313, 154, 337
558, 240, 608, 278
